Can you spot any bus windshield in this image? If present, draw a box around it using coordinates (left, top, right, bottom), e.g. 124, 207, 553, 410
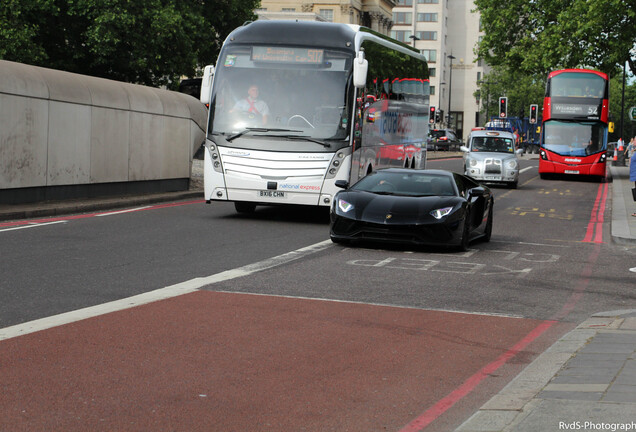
209, 44, 353, 142
542, 121, 607, 156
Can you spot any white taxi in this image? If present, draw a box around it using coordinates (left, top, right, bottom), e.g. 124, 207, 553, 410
460, 129, 523, 188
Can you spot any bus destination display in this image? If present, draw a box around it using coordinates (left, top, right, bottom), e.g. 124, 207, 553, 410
252, 47, 324, 64
552, 102, 601, 120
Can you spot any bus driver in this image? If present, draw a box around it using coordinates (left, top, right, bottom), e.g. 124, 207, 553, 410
231, 84, 270, 125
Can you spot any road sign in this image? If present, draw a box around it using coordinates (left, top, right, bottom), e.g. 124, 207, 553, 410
630, 106, 636, 121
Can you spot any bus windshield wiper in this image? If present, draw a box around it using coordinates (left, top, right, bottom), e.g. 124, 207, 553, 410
226, 128, 302, 142
273, 134, 331, 148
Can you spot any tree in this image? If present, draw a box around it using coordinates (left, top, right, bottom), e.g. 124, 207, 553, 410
0, 0, 259, 88
608, 72, 636, 142
476, 66, 545, 123
474, 0, 636, 77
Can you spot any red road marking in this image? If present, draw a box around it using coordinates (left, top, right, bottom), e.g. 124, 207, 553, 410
0, 292, 549, 432
582, 182, 608, 243
399, 320, 556, 432
0, 199, 204, 228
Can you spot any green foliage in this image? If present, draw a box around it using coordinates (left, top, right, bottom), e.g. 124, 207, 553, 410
476, 66, 545, 123
0, 0, 259, 88
474, 0, 636, 77
608, 72, 636, 141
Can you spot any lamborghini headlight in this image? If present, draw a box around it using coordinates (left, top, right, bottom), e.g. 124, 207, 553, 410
338, 199, 354, 213
430, 207, 453, 219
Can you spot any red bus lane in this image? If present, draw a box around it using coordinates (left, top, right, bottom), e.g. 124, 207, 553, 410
0, 291, 565, 432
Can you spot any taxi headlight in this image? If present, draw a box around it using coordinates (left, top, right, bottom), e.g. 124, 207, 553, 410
506, 159, 518, 169
468, 158, 478, 167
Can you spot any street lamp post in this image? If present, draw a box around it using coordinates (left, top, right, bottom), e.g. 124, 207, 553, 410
447, 54, 456, 128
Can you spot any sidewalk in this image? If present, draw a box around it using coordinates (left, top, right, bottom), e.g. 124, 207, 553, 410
457, 164, 636, 431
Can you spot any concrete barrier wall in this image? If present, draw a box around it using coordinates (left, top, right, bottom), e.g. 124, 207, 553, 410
0, 60, 208, 203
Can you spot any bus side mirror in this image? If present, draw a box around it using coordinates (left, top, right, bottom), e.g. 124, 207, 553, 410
200, 65, 215, 105
353, 51, 368, 89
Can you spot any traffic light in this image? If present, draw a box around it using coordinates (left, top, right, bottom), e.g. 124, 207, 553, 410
429, 106, 436, 123
436, 109, 442, 123
499, 97, 508, 118
529, 104, 538, 124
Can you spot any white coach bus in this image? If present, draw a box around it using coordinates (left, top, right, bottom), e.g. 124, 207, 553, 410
200, 20, 430, 213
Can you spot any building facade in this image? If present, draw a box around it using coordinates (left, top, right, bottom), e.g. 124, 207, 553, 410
391, 0, 486, 140
257, 0, 485, 141
257, 0, 396, 35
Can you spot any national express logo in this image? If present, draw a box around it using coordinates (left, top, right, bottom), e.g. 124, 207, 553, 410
279, 184, 321, 191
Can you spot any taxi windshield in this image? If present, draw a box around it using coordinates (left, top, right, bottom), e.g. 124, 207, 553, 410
471, 136, 514, 153
209, 45, 353, 142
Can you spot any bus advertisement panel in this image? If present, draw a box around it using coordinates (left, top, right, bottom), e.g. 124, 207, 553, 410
200, 20, 429, 213
539, 69, 609, 179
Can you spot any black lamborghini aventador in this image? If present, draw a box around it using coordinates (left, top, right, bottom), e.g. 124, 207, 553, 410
330, 169, 493, 251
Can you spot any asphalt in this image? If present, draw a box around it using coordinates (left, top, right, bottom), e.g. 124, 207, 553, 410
1, 155, 635, 431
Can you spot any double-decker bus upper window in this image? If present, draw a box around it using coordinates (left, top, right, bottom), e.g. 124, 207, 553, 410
209, 45, 352, 143
551, 73, 606, 98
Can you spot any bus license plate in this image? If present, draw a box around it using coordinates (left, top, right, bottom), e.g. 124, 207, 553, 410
564, 170, 579, 174
259, 190, 285, 198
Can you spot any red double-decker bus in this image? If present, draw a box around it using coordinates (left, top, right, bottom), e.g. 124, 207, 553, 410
539, 69, 609, 180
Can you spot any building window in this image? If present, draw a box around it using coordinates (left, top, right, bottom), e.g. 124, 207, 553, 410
418, 0, 439, 3
281, 8, 296, 12
429, 67, 436, 77
415, 31, 437, 40
319, 9, 334, 22
396, 0, 413, 5
430, 86, 436, 95
417, 13, 438, 22
390, 30, 412, 43
421, 49, 437, 62
393, 12, 412, 25
255, 8, 267, 11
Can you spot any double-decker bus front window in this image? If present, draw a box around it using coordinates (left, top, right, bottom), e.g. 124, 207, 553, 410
209, 45, 352, 144
543, 121, 607, 156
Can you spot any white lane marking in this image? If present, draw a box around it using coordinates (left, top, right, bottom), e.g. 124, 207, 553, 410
0, 240, 333, 341
215, 290, 526, 319
630, 267, 636, 273
520, 166, 535, 174
96, 206, 152, 217
0, 220, 68, 233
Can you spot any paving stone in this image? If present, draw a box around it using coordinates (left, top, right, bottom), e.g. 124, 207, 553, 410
538, 390, 604, 401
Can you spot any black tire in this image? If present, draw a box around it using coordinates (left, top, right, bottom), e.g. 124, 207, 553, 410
508, 181, 518, 189
234, 202, 256, 213
483, 203, 493, 243
458, 212, 471, 252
